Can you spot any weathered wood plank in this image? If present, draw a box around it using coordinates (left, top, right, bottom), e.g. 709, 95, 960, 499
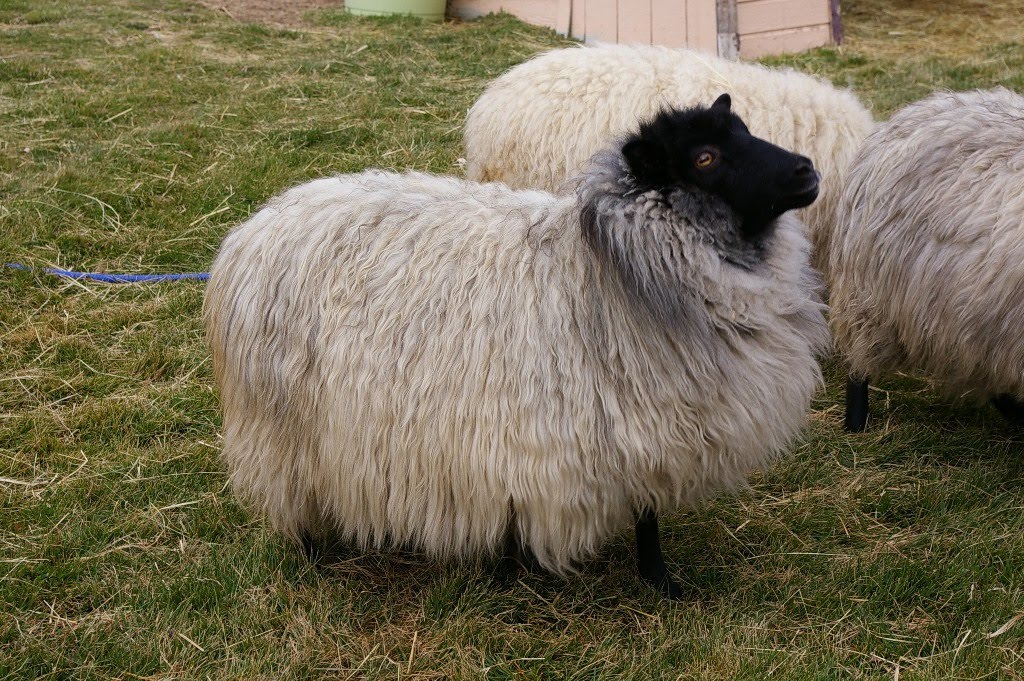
585, 0, 618, 42
716, 0, 739, 59
556, 0, 572, 35
687, 0, 718, 53
737, 0, 829, 35
652, 0, 688, 47
830, 0, 843, 44
570, 0, 586, 38
739, 22, 830, 57
617, 0, 652, 44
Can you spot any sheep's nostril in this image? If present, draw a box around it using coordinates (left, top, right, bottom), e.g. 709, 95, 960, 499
794, 158, 816, 178
789, 161, 820, 203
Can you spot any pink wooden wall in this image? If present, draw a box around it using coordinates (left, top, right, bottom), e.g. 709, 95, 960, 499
570, 0, 719, 52
448, 0, 835, 58
737, 0, 832, 58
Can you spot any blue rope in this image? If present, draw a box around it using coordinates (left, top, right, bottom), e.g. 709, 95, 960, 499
6, 263, 209, 283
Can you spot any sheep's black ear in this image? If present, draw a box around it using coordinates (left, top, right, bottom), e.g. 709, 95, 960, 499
711, 93, 732, 113
622, 138, 669, 188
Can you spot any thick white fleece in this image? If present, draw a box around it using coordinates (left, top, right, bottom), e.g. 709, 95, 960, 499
205, 151, 828, 572
828, 88, 1024, 399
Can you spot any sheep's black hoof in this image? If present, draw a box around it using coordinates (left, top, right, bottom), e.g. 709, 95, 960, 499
495, 551, 534, 579
991, 394, 1024, 426
845, 376, 869, 432
495, 553, 535, 584
634, 508, 682, 601
639, 564, 684, 600
500, 544, 541, 573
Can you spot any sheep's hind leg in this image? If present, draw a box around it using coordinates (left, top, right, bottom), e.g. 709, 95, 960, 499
991, 394, 1024, 426
635, 509, 682, 600
845, 376, 869, 432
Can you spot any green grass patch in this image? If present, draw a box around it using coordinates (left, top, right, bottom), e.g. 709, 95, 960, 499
3, 0, 1024, 678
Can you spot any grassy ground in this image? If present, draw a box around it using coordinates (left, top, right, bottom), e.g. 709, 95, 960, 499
2, 0, 1023, 677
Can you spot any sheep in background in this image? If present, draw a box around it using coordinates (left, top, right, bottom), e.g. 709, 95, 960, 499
826, 88, 1024, 432
463, 44, 874, 272
205, 95, 829, 598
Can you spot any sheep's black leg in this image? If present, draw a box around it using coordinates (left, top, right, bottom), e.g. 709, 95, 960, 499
497, 517, 540, 578
845, 376, 869, 432
991, 394, 1024, 426
635, 508, 682, 600
299, 530, 321, 563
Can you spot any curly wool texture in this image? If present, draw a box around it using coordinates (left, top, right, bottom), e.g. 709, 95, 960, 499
205, 152, 828, 573
827, 88, 1024, 399
464, 44, 874, 271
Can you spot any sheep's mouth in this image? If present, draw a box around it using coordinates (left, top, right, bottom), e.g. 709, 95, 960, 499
787, 182, 820, 209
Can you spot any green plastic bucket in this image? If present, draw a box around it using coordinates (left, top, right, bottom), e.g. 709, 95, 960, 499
345, 0, 447, 21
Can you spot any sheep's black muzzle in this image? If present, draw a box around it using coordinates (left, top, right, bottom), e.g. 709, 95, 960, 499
783, 156, 820, 210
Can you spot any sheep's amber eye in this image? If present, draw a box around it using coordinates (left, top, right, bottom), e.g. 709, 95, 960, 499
695, 151, 716, 168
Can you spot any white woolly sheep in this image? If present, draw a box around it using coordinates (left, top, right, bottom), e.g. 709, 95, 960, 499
826, 88, 1024, 431
463, 43, 875, 272
205, 96, 829, 598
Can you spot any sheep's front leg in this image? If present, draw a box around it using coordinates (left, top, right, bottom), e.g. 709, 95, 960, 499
845, 376, 869, 432
635, 508, 682, 600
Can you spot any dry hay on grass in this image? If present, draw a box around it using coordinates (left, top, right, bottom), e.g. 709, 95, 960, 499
195, 0, 346, 27
844, 0, 1024, 59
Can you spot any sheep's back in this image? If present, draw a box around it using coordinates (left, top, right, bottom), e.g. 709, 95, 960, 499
828, 88, 1024, 397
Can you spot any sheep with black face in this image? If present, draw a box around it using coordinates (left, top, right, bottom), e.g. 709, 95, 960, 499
464, 44, 874, 274
204, 95, 829, 598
